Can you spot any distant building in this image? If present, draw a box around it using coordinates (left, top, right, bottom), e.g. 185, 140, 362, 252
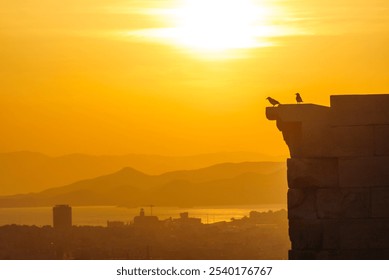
53, 205, 72, 229
107, 220, 125, 228
133, 208, 159, 226
174, 212, 201, 225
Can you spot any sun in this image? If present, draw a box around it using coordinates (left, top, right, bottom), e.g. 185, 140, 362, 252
169, 0, 273, 52
122, 0, 296, 58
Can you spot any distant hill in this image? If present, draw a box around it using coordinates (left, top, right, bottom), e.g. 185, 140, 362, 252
0, 162, 287, 208
0, 151, 286, 195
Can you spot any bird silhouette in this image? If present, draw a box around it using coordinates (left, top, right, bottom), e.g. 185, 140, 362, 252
295, 93, 303, 103
266, 97, 281, 107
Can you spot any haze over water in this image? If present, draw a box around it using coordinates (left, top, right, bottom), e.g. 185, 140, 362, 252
0, 204, 285, 226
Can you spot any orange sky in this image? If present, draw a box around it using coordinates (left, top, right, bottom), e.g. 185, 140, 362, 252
1, 0, 388, 157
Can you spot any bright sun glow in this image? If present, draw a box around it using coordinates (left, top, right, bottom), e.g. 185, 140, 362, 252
122, 0, 296, 56
170, 0, 272, 51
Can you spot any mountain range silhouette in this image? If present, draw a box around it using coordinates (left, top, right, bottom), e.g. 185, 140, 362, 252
0, 151, 285, 195
0, 162, 286, 208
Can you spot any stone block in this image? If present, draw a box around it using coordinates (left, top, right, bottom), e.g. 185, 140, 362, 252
335, 249, 389, 260
266, 104, 330, 123
339, 157, 389, 187
300, 124, 334, 158
331, 94, 389, 126
339, 219, 389, 250
322, 220, 340, 249
287, 158, 338, 188
302, 249, 389, 260
288, 250, 316, 260
289, 219, 322, 250
317, 188, 369, 219
371, 187, 389, 218
330, 125, 375, 157
266, 104, 331, 158
368, 220, 389, 249
317, 189, 342, 218
375, 125, 389, 155
341, 188, 370, 218
288, 188, 317, 219
339, 220, 373, 249
315, 250, 342, 260
277, 120, 303, 157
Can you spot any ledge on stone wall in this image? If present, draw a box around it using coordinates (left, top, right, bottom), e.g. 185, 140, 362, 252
266, 104, 331, 158
266, 104, 329, 123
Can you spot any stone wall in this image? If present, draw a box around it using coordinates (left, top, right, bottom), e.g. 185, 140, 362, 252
266, 94, 389, 259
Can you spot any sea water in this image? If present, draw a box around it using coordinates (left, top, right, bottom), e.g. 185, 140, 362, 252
0, 204, 286, 226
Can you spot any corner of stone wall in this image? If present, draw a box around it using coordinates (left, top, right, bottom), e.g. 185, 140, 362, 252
267, 95, 389, 259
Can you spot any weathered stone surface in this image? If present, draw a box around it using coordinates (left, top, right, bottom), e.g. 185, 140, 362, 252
288, 250, 316, 260
371, 187, 389, 217
341, 188, 370, 218
292, 249, 389, 260
300, 124, 334, 158
289, 219, 322, 250
339, 157, 389, 187
314, 249, 388, 260
375, 125, 389, 156
267, 94, 389, 260
266, 104, 331, 158
288, 189, 317, 219
315, 250, 339, 260
334, 249, 389, 260
331, 94, 389, 126
331, 125, 375, 157
368, 220, 389, 249
338, 219, 389, 250
316, 189, 342, 218
317, 188, 369, 219
266, 104, 330, 123
339, 220, 375, 249
287, 158, 338, 188
277, 121, 302, 157
322, 220, 340, 250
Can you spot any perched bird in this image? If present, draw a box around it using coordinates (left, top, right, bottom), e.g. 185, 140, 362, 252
295, 93, 303, 103
266, 97, 281, 107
